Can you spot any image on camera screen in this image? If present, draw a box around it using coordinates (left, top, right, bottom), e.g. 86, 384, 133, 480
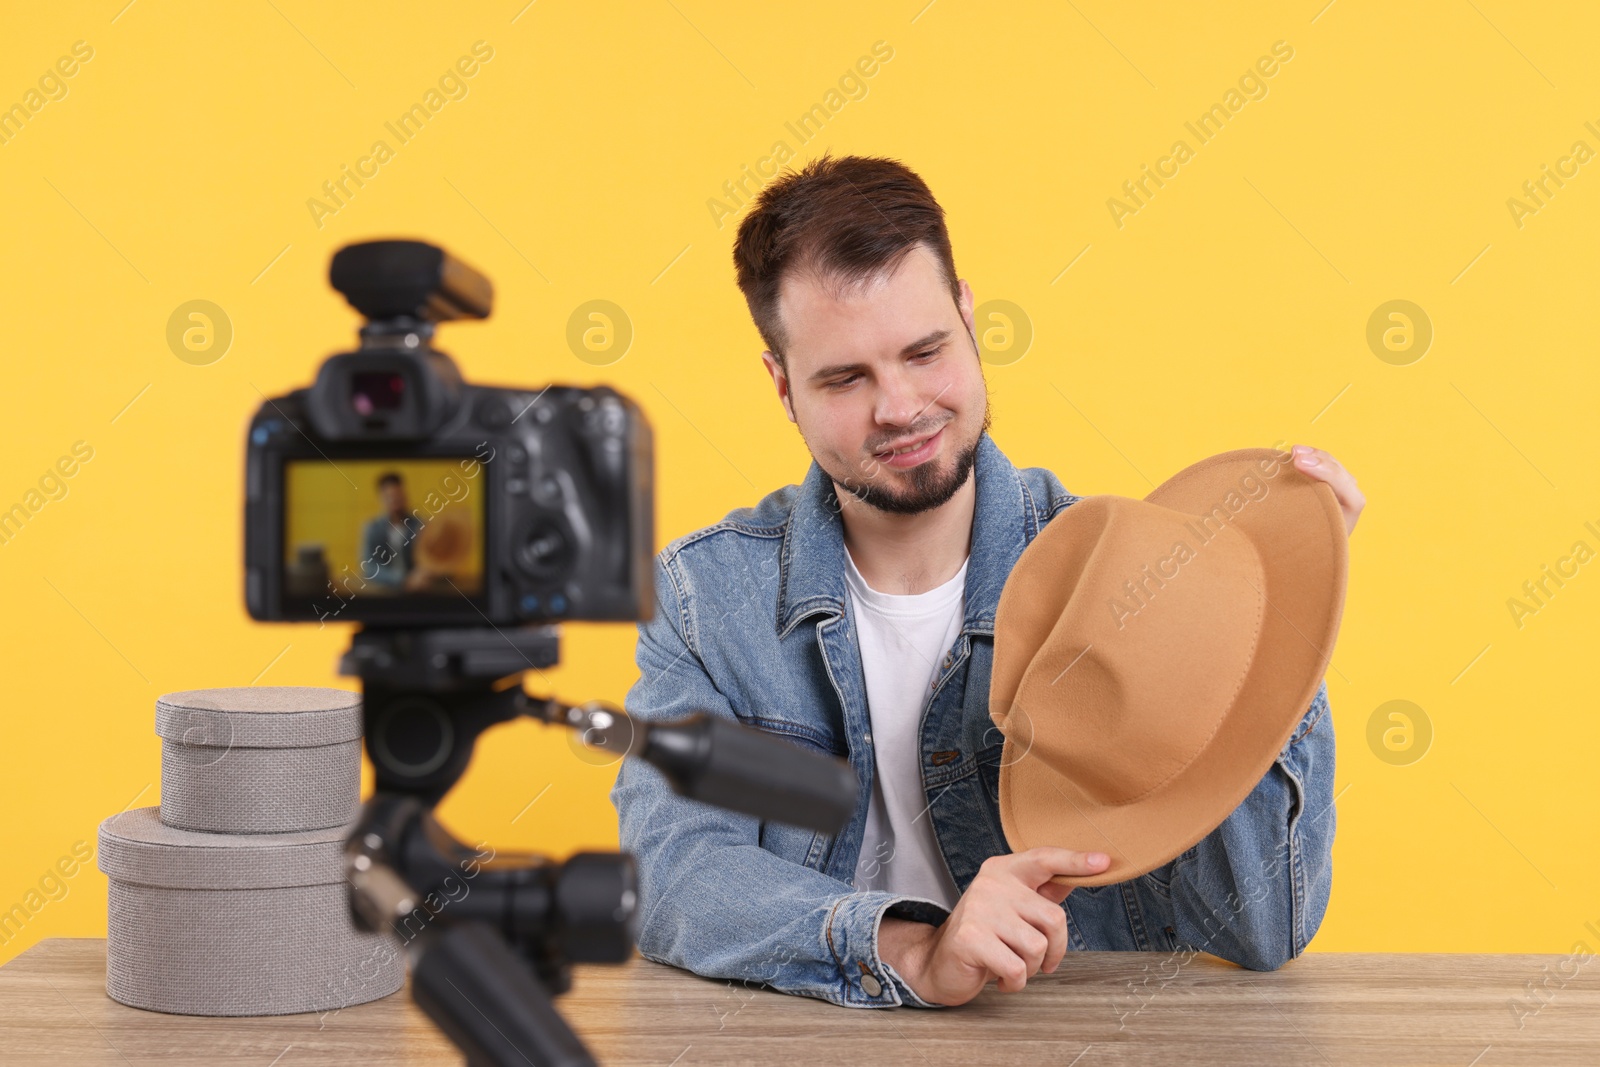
283, 458, 484, 599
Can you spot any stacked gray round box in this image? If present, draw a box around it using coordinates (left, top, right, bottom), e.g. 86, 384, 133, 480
156, 687, 362, 833
98, 687, 405, 1016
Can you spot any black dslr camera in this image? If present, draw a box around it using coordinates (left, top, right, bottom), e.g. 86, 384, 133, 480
244, 239, 653, 630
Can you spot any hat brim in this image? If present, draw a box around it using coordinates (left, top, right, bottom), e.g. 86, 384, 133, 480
997, 448, 1347, 888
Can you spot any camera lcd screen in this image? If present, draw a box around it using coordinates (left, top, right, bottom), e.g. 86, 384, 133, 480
282, 457, 485, 604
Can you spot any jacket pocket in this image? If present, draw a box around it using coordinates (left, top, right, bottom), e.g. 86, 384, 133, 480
744, 715, 841, 870
741, 714, 845, 758
1142, 843, 1198, 900
757, 818, 821, 869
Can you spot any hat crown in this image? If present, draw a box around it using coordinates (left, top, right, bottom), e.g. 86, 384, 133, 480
1001, 495, 1266, 807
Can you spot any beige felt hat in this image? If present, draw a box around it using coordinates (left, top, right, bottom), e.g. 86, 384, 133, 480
989, 447, 1348, 887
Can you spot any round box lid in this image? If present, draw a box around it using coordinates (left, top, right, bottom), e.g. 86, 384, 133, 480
98, 807, 353, 890
155, 687, 362, 749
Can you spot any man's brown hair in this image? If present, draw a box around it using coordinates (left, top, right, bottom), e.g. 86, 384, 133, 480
732, 153, 960, 368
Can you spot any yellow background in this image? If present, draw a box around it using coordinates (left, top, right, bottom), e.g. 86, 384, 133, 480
3, 0, 1597, 964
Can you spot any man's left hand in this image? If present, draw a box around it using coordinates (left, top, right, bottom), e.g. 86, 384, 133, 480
1289, 444, 1364, 536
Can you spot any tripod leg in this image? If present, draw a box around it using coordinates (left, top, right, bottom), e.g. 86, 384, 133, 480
411, 921, 598, 1067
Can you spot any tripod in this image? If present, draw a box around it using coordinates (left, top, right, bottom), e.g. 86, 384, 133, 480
339, 625, 856, 1067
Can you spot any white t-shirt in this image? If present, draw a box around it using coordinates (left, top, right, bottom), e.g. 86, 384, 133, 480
845, 546, 967, 910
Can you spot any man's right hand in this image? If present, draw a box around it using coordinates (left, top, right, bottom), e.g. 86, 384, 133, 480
879, 847, 1110, 1006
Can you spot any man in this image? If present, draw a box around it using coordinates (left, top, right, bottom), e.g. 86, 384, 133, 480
610, 154, 1365, 1009
361, 472, 433, 592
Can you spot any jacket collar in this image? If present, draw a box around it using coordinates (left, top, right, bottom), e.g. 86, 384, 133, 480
775, 430, 1032, 638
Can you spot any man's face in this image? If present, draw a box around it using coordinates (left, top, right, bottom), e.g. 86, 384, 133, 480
761, 245, 990, 515
379, 481, 407, 516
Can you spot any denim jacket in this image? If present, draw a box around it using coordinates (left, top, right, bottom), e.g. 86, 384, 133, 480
610, 431, 1336, 1009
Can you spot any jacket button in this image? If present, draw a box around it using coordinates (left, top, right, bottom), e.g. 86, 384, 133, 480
861, 973, 883, 997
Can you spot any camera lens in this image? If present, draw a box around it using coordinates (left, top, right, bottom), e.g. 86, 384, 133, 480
351, 371, 406, 415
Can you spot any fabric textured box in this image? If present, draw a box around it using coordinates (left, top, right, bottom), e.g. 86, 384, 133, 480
98, 806, 405, 1016
156, 686, 362, 834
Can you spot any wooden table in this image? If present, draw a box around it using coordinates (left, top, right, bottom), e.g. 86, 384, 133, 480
3, 939, 1598, 1064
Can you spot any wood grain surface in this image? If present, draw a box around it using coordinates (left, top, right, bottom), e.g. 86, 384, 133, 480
3, 938, 1597, 1065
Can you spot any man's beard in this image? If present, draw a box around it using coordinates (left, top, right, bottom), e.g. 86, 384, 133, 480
836, 403, 991, 516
